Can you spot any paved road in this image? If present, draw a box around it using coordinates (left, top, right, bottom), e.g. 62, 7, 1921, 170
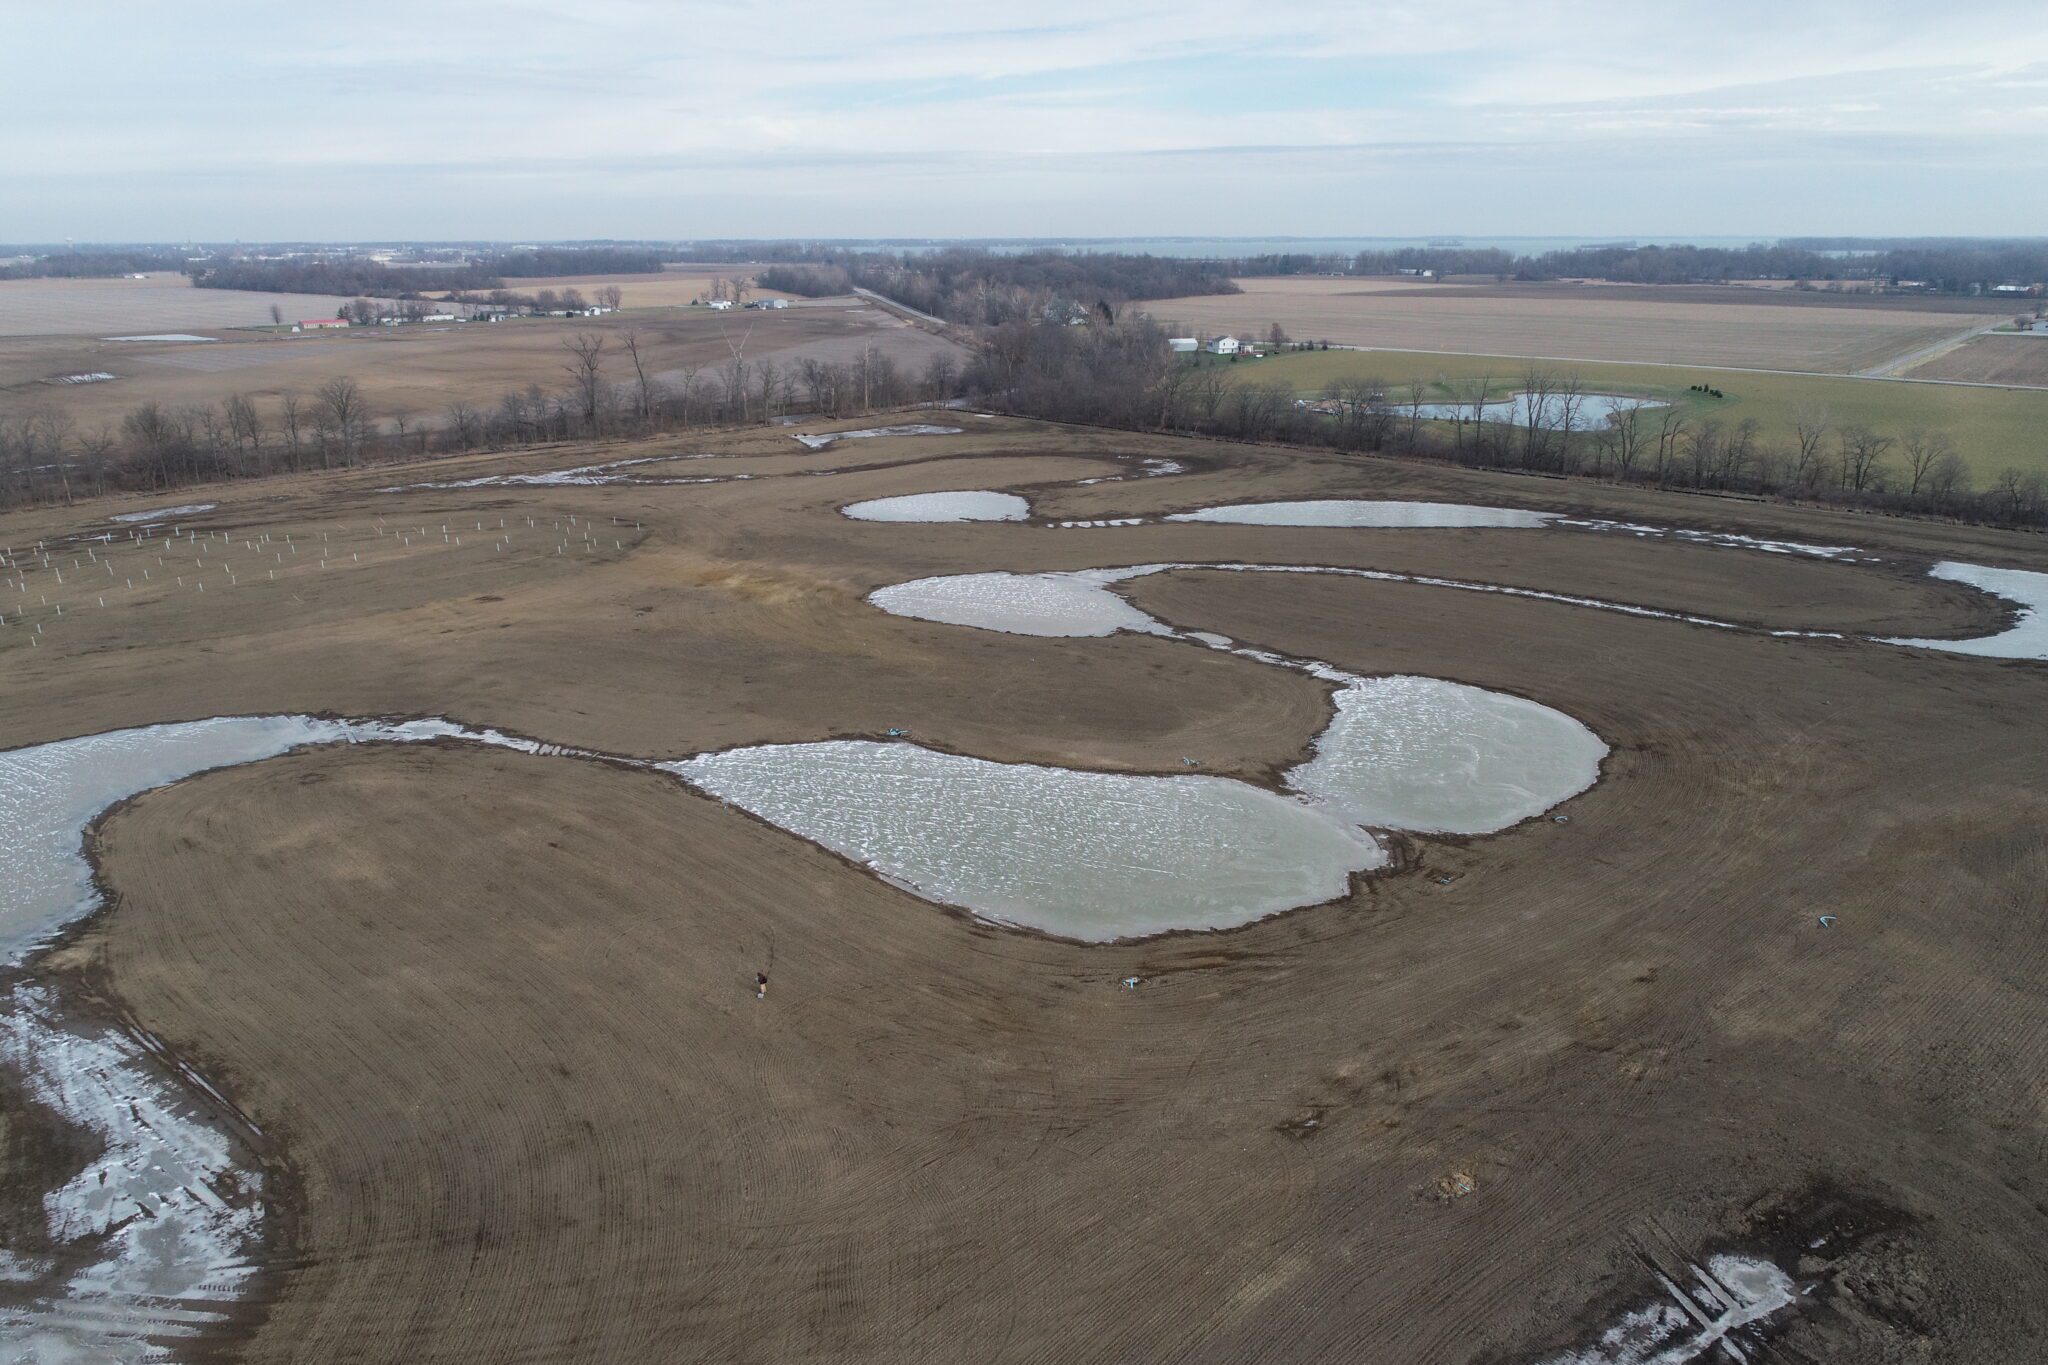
851, 286, 948, 329
1856, 319, 2003, 379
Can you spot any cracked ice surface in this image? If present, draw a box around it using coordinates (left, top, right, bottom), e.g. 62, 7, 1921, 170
0, 989, 262, 1363
869, 570, 1171, 637
842, 491, 1031, 523
1881, 561, 2048, 660
1287, 675, 1607, 835
0, 715, 491, 964
1167, 500, 1555, 529
0, 714, 551, 1363
667, 741, 1385, 941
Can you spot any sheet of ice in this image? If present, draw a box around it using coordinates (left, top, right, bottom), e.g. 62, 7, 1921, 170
1409, 392, 1663, 427
0, 714, 562, 1363
1287, 676, 1606, 834
109, 503, 215, 524
1881, 561, 2048, 660
792, 424, 963, 450
666, 741, 1385, 941
385, 453, 721, 491
1537, 1254, 1798, 1365
0, 715, 481, 964
869, 570, 1171, 637
0, 988, 262, 1364
842, 491, 1031, 523
1167, 500, 1555, 529
103, 334, 214, 343
1560, 518, 1868, 562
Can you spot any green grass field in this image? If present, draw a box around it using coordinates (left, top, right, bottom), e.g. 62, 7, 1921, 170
1217, 349, 2048, 481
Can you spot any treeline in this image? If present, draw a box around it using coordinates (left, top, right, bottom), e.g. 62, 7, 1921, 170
0, 248, 189, 279
749, 248, 1239, 323
0, 337, 964, 507
1349, 241, 2048, 291
189, 248, 667, 299
192, 259, 499, 296
962, 316, 2048, 529
491, 247, 664, 277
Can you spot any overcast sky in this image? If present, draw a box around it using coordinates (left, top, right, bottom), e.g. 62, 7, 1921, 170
7, 0, 2048, 242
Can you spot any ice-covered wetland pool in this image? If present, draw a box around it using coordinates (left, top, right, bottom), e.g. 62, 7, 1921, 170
842, 490, 1031, 523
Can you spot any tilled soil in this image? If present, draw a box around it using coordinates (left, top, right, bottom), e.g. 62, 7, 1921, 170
5, 416, 2046, 1362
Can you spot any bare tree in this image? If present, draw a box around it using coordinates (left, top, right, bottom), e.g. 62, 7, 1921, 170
279, 392, 304, 467
598, 284, 624, 312
1604, 400, 1647, 478
315, 376, 370, 466
562, 333, 608, 429
620, 330, 657, 425
1836, 425, 1893, 491
923, 352, 958, 406
447, 402, 483, 450
1791, 403, 1831, 487
1900, 428, 1956, 496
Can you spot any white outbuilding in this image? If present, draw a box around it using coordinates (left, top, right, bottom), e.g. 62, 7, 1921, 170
1169, 337, 1198, 353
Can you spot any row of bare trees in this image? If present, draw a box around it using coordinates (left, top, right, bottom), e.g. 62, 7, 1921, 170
963, 322, 2048, 529
0, 335, 966, 508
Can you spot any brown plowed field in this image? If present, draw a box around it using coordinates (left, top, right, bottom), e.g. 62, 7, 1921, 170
1150, 277, 1996, 374
1905, 333, 2048, 387
4, 417, 2046, 1362
0, 302, 965, 437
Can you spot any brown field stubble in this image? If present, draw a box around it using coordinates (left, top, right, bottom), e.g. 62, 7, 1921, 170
3, 417, 2044, 1362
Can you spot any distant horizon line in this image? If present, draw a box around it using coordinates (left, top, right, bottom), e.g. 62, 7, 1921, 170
10, 234, 2048, 253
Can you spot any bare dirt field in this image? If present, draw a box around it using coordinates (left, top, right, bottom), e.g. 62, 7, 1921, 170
1905, 332, 2048, 387
0, 273, 361, 339
0, 302, 965, 433
4, 419, 2046, 1362
1150, 277, 2000, 374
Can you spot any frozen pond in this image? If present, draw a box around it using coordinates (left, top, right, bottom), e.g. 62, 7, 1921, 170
871, 570, 1169, 637
667, 742, 1385, 941
1287, 675, 1607, 835
108, 502, 215, 524
1412, 392, 1663, 428
842, 490, 1031, 523
0, 713, 539, 1363
868, 567, 1607, 839
793, 424, 963, 450
1166, 500, 1555, 529
1882, 561, 2048, 660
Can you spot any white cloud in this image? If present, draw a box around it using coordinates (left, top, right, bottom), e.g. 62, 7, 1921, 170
3, 0, 2044, 237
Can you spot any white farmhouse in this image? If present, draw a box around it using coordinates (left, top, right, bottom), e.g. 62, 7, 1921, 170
1205, 335, 1241, 356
